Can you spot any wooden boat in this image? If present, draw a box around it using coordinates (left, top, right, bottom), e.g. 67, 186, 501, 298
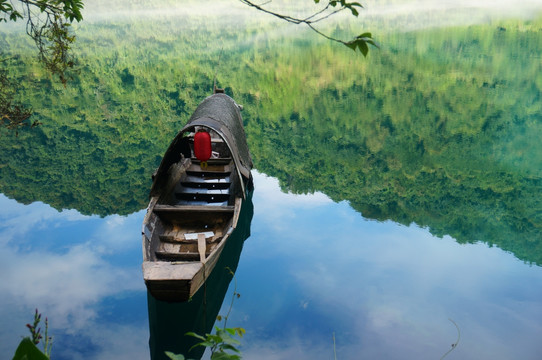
148, 192, 254, 359
142, 92, 253, 302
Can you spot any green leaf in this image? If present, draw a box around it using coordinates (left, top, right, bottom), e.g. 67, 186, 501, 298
211, 353, 241, 360
185, 332, 206, 341
344, 39, 371, 56
345, 41, 358, 51
359, 41, 369, 56
188, 340, 213, 352
220, 344, 241, 353
208, 334, 223, 343
10, 11, 22, 21
165, 351, 186, 360
365, 39, 380, 48
356, 33, 380, 49
12, 338, 49, 360
221, 336, 241, 347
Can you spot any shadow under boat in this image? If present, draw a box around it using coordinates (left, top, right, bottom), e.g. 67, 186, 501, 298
147, 190, 254, 360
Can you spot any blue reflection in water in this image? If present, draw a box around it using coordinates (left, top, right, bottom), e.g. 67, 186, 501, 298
1, 171, 542, 360
225, 172, 542, 360
0, 194, 148, 360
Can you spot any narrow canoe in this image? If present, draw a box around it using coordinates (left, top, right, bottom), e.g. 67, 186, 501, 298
142, 92, 253, 302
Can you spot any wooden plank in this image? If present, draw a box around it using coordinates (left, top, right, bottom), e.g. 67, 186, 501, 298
198, 233, 206, 262
155, 251, 203, 261
154, 204, 234, 213
156, 159, 192, 203
143, 261, 202, 281
160, 231, 216, 243
185, 231, 214, 240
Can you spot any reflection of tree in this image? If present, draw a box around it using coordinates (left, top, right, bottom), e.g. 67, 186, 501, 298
0, 60, 37, 134
243, 21, 542, 265
1, 16, 540, 265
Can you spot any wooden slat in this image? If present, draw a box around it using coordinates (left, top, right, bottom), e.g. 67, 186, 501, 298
180, 181, 231, 190
175, 192, 230, 203
154, 204, 234, 213
192, 157, 232, 166
198, 233, 206, 262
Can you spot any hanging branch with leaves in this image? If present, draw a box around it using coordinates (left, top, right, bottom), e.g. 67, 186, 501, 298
239, 0, 378, 56
1, 0, 84, 84
0, 59, 38, 135
0, 0, 83, 132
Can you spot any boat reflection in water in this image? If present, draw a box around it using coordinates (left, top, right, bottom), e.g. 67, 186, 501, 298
147, 191, 253, 360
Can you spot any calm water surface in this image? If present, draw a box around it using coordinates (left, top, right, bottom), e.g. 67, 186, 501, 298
2, 1, 542, 359
1, 171, 542, 359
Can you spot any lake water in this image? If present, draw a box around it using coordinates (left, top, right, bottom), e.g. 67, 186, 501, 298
1, 1, 542, 359
2, 171, 542, 359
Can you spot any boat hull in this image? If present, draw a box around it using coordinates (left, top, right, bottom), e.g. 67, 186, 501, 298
142, 93, 252, 302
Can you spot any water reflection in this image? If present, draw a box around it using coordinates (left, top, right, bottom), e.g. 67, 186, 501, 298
0, 195, 148, 359
233, 172, 542, 360
1, 3, 542, 358
1, 172, 542, 359
147, 192, 254, 360
1, 10, 541, 265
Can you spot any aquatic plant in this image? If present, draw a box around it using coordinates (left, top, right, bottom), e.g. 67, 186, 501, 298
166, 267, 246, 360
12, 309, 52, 360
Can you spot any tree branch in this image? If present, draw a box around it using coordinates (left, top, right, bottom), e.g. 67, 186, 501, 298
2, 0, 83, 84
239, 0, 378, 56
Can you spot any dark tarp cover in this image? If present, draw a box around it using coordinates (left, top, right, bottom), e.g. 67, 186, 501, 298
150, 93, 252, 197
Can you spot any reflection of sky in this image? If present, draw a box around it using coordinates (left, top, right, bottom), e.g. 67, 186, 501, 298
224, 172, 542, 360
2, 170, 542, 359
0, 195, 148, 360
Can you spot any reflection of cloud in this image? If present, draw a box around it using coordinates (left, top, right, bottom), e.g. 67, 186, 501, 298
254, 170, 332, 207
241, 328, 339, 360
252, 171, 332, 231
0, 195, 147, 358
238, 173, 542, 360
0, 243, 140, 329
91, 212, 146, 253
0, 195, 89, 246
79, 323, 149, 360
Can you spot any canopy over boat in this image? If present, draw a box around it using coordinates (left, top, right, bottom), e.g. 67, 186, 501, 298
150, 93, 253, 198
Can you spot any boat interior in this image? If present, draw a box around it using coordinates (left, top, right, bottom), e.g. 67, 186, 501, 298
147, 128, 238, 263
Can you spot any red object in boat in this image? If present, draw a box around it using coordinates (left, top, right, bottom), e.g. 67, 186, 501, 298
194, 130, 212, 162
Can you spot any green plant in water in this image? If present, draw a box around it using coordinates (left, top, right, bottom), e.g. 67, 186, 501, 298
183, 324, 245, 360
12, 309, 53, 360
166, 267, 246, 360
